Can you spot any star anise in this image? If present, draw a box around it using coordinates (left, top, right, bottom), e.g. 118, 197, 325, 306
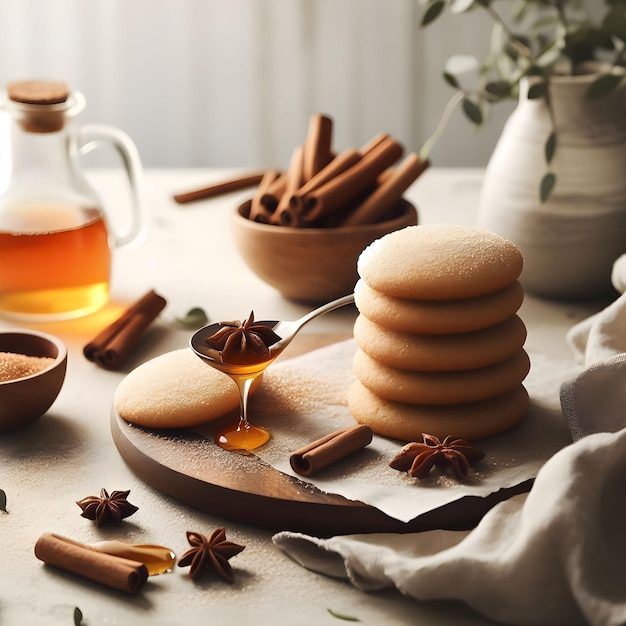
389, 433, 485, 480
76, 488, 139, 526
204, 311, 282, 364
178, 528, 245, 582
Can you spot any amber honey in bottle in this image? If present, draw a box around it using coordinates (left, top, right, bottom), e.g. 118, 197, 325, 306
0, 80, 144, 320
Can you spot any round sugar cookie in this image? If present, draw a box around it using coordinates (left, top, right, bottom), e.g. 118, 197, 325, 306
114, 348, 249, 428
353, 314, 527, 372
358, 224, 523, 300
354, 279, 524, 334
348, 380, 529, 441
353, 348, 530, 405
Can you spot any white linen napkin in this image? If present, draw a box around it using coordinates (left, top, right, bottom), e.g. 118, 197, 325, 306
275, 427, 626, 626
561, 253, 626, 440
273, 258, 626, 626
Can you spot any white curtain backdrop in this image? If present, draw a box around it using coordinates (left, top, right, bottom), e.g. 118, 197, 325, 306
0, 0, 514, 169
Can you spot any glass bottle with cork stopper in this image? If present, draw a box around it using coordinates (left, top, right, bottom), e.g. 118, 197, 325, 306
0, 80, 145, 320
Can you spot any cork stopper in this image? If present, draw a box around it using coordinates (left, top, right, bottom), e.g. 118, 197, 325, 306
7, 80, 69, 105
6, 80, 71, 132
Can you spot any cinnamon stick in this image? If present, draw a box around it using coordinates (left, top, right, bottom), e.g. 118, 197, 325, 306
296, 136, 404, 225
359, 132, 390, 156
249, 169, 283, 223
287, 148, 362, 222
259, 172, 288, 213
302, 114, 334, 181
271, 145, 305, 226
341, 154, 430, 226
84, 289, 167, 370
173, 171, 267, 204
34, 533, 148, 594
289, 425, 373, 477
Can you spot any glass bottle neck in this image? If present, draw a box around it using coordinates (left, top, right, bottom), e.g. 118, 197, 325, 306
1, 116, 98, 210
9, 123, 75, 177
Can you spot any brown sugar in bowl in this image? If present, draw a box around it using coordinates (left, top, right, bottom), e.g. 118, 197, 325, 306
0, 330, 67, 432
231, 198, 418, 303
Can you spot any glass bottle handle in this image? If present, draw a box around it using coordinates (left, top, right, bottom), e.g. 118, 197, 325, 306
77, 123, 146, 247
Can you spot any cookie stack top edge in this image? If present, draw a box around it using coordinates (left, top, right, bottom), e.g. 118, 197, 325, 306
357, 224, 523, 300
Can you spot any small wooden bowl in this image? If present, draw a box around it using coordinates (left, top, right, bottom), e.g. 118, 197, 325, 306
232, 199, 418, 303
0, 330, 67, 432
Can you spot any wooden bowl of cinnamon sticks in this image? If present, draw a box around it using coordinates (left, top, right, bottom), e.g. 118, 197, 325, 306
232, 198, 417, 303
0, 330, 67, 431
230, 114, 423, 303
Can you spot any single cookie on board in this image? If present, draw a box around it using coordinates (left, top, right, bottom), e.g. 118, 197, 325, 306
357, 224, 523, 300
354, 279, 524, 334
348, 380, 529, 441
353, 314, 527, 372
353, 348, 530, 405
114, 348, 250, 428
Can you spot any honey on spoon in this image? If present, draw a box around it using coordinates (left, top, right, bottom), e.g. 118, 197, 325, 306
190, 293, 355, 451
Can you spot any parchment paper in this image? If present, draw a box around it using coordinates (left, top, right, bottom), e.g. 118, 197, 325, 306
197, 339, 577, 523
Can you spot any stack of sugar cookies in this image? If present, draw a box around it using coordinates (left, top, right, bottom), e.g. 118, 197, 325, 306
349, 223, 530, 442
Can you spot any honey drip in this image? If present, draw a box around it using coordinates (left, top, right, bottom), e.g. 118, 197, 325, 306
216, 420, 271, 451
209, 359, 275, 451
92, 540, 176, 576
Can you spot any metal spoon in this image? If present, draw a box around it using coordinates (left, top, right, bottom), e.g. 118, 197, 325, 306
268, 292, 356, 354
190, 293, 355, 360
189, 293, 355, 450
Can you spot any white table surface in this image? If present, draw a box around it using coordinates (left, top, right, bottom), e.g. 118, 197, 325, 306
0, 168, 606, 626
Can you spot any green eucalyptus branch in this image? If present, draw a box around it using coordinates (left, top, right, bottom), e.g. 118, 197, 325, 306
419, 91, 464, 160
482, 3, 532, 62
419, 0, 626, 202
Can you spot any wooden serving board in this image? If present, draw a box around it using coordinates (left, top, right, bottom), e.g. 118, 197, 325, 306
111, 334, 531, 536
111, 333, 531, 537
111, 410, 530, 536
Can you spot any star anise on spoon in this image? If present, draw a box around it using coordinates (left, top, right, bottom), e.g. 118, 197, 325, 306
204, 311, 282, 364
76, 488, 139, 526
178, 528, 245, 582
389, 433, 485, 480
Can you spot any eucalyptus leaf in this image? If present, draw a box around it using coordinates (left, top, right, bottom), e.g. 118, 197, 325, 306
175, 307, 209, 328
462, 97, 483, 125
0, 489, 6, 513
449, 0, 477, 14
533, 16, 563, 30
540, 172, 556, 203
73, 607, 83, 626
489, 22, 509, 56
421, 0, 445, 26
586, 73, 623, 99
527, 81, 547, 99
545, 132, 557, 164
327, 608, 360, 622
534, 43, 563, 68
494, 55, 517, 82
484, 80, 513, 97
511, 0, 529, 22
609, 35, 625, 54
445, 54, 480, 76
443, 71, 460, 89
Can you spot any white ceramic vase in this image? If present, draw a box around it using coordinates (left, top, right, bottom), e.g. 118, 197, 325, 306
478, 67, 626, 300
